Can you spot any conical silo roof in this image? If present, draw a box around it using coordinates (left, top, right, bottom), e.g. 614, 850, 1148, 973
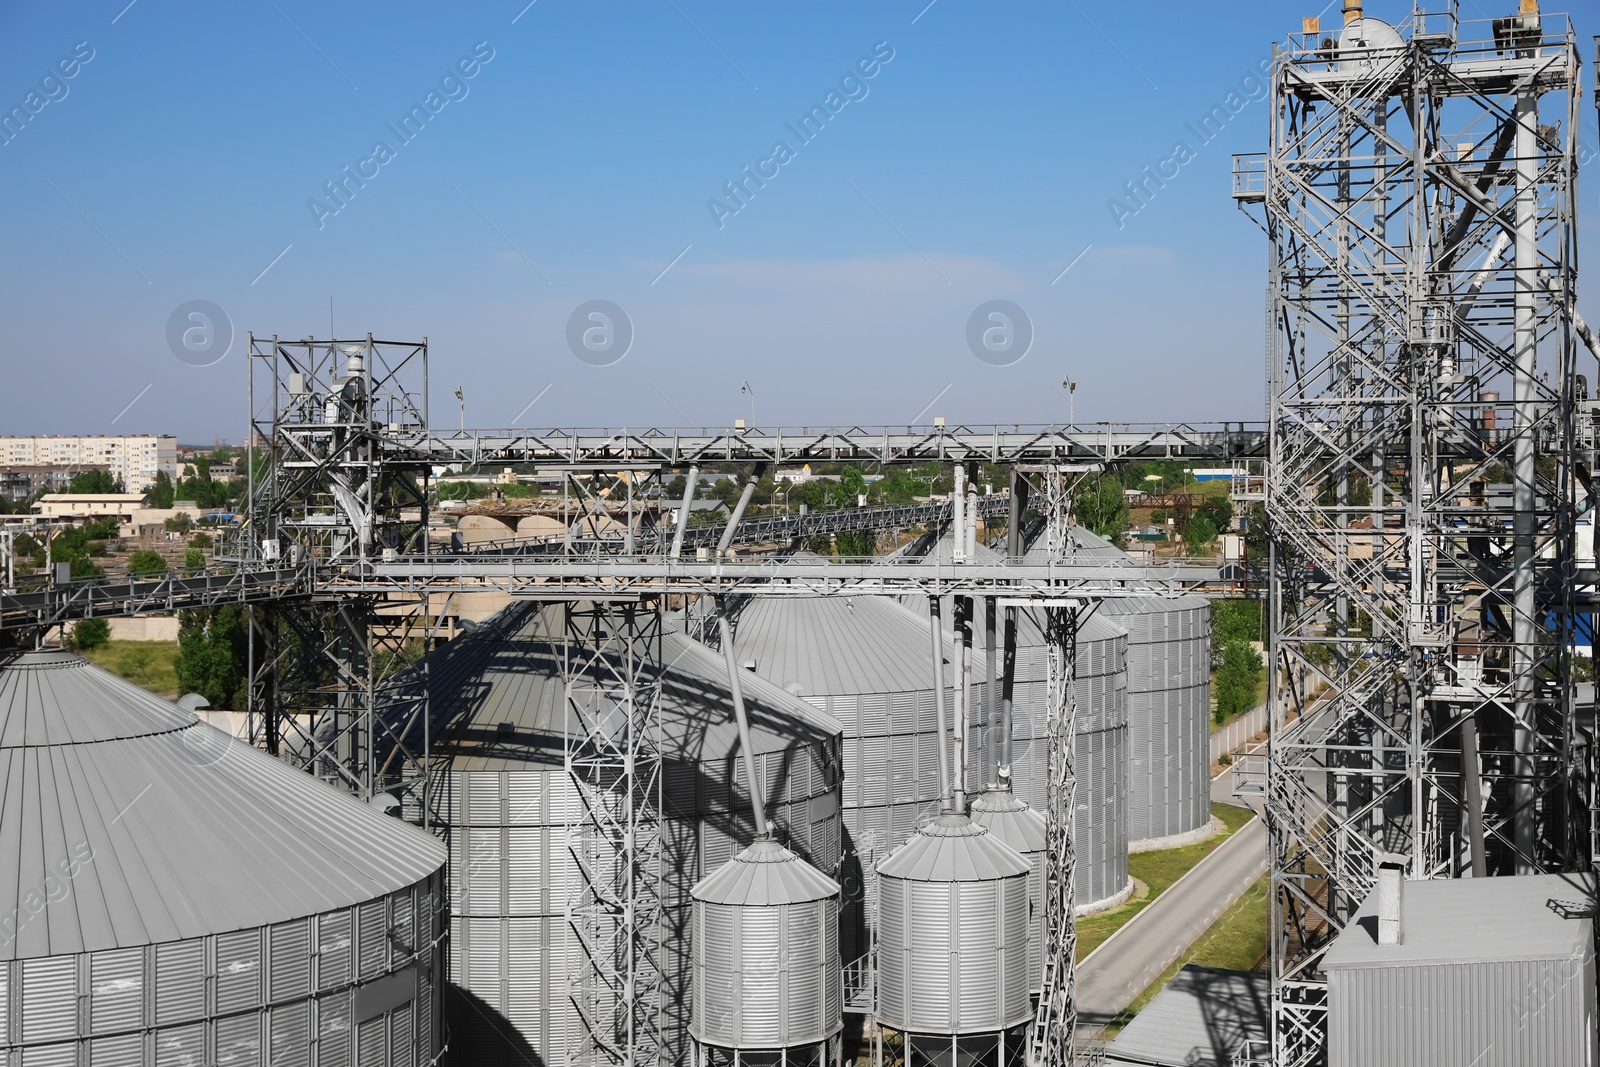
967, 789, 1047, 855
380, 600, 842, 772
876, 813, 1030, 882
0, 648, 445, 962
692, 837, 840, 906
731, 594, 951, 698
899, 533, 1127, 651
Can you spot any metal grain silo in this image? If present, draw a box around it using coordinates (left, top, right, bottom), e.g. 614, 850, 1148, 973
1051, 524, 1214, 849
967, 789, 1048, 994
730, 593, 978, 977
1099, 594, 1212, 849
0, 648, 447, 1067
905, 537, 1132, 914
874, 813, 1033, 1062
383, 603, 842, 1067
691, 838, 842, 1065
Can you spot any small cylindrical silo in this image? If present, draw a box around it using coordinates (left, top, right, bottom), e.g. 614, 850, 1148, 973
967, 788, 1049, 994
691, 838, 843, 1065
875, 813, 1033, 1061
732, 590, 977, 980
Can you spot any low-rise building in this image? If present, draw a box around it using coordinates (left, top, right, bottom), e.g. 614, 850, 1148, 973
32, 492, 148, 522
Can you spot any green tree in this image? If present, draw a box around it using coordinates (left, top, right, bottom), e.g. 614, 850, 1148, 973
839, 467, 867, 503
1211, 599, 1264, 649
189, 531, 213, 550
147, 470, 175, 508
835, 530, 875, 557
174, 606, 247, 710
1214, 639, 1264, 723
126, 549, 168, 577
72, 617, 110, 651
1182, 513, 1219, 551
67, 469, 123, 494
184, 547, 205, 572
1074, 474, 1129, 542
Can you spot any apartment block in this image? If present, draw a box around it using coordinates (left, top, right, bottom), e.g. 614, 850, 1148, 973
0, 435, 178, 494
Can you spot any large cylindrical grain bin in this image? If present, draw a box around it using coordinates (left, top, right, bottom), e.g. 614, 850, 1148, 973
875, 813, 1033, 1062
0, 648, 447, 1067
967, 788, 1048, 995
904, 537, 1131, 914
382, 603, 843, 1067
730, 592, 981, 977
1047, 524, 1215, 850
1099, 594, 1213, 849
691, 838, 842, 1065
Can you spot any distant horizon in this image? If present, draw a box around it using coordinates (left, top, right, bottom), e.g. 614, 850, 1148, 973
1, 1, 1596, 439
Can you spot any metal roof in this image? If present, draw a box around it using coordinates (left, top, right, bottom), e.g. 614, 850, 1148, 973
384, 601, 842, 772
876, 813, 1031, 882
900, 535, 1128, 652
1106, 965, 1269, 1067
1024, 525, 1137, 566
0, 648, 445, 963
966, 789, 1046, 856
1323, 872, 1596, 970
732, 594, 953, 698
691, 836, 840, 906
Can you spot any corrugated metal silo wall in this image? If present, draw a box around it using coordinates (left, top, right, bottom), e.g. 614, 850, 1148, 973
815, 687, 985, 965
1, 871, 445, 1067
991, 625, 1130, 909
1328, 953, 1599, 1067
875, 875, 1031, 1034
1110, 602, 1211, 843
692, 897, 841, 1050
442, 740, 841, 1066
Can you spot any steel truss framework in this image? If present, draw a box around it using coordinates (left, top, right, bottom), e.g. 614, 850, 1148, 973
1028, 467, 1087, 1067
0, 337, 1262, 1067
563, 601, 667, 1067
241, 335, 437, 810
1237, 11, 1587, 1065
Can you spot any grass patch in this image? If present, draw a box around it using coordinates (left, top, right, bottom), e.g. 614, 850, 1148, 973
1076, 803, 1257, 960
81, 640, 181, 698
1104, 872, 1271, 1037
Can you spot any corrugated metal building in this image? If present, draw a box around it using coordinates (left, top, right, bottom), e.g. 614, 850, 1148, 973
0, 648, 447, 1067
729, 593, 980, 964
1324, 873, 1598, 1067
384, 603, 843, 1066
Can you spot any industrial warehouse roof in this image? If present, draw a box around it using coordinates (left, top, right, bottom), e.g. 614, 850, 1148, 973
1323, 872, 1596, 970
731, 593, 955, 698
876, 813, 1031, 882
1106, 966, 1268, 1067
383, 601, 842, 772
0, 649, 445, 962
691, 837, 840, 906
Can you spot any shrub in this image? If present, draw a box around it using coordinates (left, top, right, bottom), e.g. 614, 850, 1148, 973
73, 617, 110, 650
126, 549, 168, 577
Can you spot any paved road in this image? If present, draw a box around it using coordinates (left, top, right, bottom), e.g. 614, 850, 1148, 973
1076, 808, 1269, 1033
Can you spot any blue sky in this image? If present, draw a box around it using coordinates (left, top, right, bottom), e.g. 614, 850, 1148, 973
1, 1, 1596, 442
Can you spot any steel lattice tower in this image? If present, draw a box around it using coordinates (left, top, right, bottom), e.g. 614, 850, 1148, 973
1234, 6, 1586, 1064
239, 335, 436, 807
